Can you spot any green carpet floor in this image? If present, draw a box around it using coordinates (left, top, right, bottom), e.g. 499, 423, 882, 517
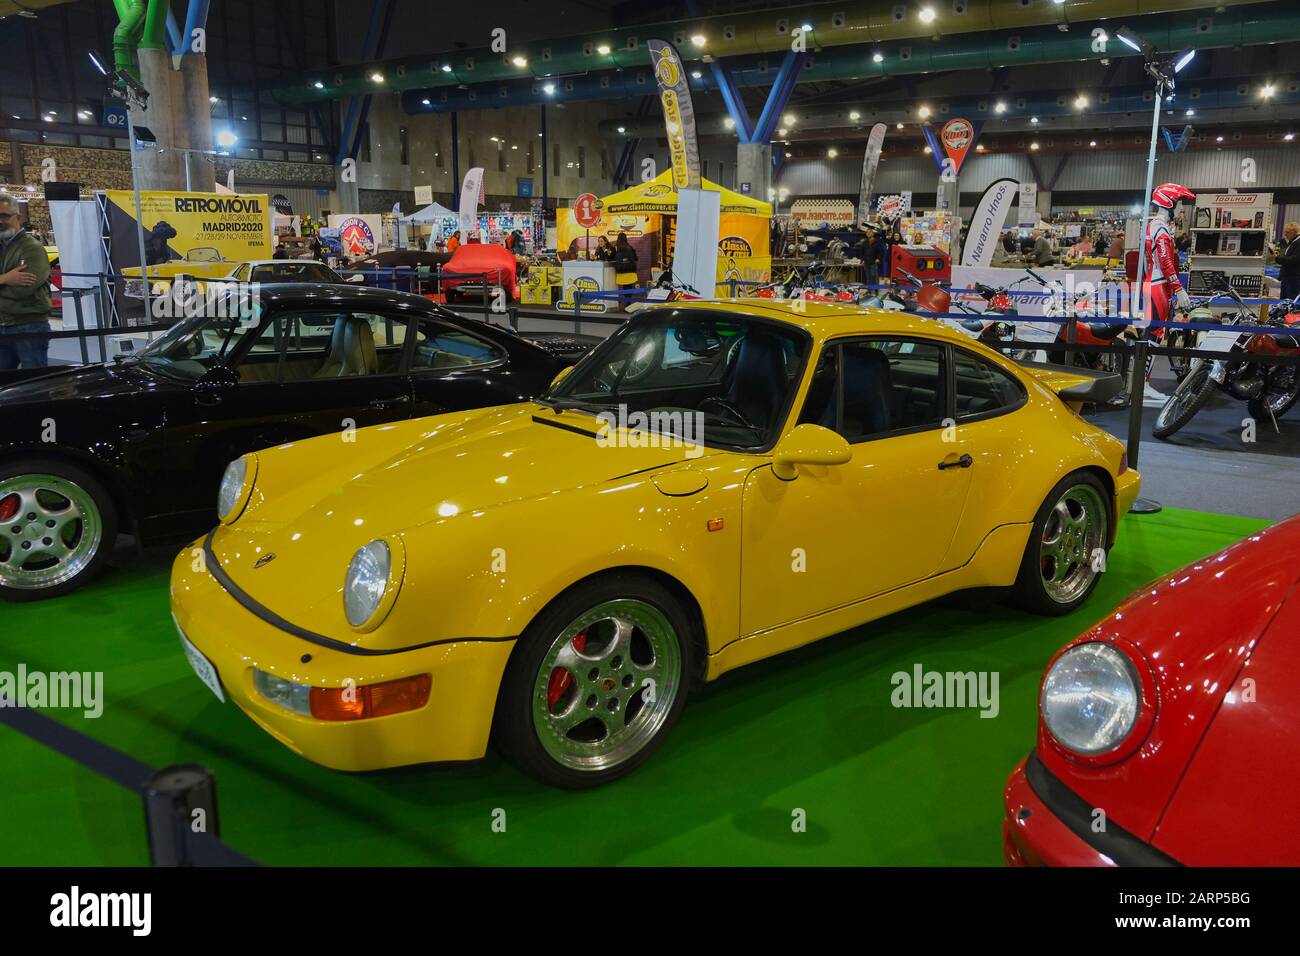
0, 507, 1270, 866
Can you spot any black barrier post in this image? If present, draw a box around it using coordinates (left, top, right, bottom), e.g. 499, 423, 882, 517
143, 763, 221, 867
1125, 335, 1162, 514
1064, 312, 1077, 369
71, 289, 90, 365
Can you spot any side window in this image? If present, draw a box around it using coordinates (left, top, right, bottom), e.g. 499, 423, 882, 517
808, 339, 947, 441
797, 345, 838, 430
232, 319, 282, 384
410, 319, 505, 371
248, 311, 407, 382
953, 349, 1025, 419
232, 264, 250, 281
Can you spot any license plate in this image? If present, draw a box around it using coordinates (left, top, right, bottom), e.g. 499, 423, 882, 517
176, 622, 225, 703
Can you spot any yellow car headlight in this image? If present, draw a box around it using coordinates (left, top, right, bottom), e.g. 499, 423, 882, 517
343, 536, 405, 632
217, 454, 258, 524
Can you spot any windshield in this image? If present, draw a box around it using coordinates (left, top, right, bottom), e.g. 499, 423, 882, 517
133, 311, 262, 381
249, 262, 342, 283
547, 309, 810, 451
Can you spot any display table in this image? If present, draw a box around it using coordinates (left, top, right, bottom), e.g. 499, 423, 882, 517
559, 260, 616, 313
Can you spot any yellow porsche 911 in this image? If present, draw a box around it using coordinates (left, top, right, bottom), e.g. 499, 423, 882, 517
171, 300, 1139, 787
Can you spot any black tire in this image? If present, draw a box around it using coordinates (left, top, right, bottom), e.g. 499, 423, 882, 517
1152, 363, 1215, 439
1247, 368, 1300, 423
0, 456, 118, 602
1012, 471, 1111, 616
493, 572, 694, 788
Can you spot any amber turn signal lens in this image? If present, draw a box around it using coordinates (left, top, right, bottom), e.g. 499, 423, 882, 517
309, 674, 432, 721
1118, 451, 1128, 475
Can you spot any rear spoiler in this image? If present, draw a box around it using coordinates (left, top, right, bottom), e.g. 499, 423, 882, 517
1016, 359, 1124, 406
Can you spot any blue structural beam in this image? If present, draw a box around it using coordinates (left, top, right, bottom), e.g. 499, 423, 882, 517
613, 96, 654, 187
337, 0, 390, 164
165, 10, 183, 55
182, 0, 211, 53
709, 60, 754, 143
751, 51, 805, 145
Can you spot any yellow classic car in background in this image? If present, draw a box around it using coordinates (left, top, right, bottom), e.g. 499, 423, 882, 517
171, 299, 1140, 788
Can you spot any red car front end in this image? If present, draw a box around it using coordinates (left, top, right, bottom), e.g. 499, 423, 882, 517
1004, 514, 1300, 866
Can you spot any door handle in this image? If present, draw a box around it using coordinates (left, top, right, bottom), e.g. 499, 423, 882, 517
938, 453, 974, 471
369, 395, 411, 410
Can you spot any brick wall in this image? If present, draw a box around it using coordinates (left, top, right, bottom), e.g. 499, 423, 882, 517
2, 143, 335, 237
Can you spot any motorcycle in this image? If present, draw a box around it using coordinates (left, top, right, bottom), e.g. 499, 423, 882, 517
1153, 296, 1300, 438
943, 272, 1034, 350
1039, 269, 1134, 405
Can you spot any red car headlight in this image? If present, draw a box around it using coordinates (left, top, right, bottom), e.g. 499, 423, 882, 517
1041, 639, 1156, 765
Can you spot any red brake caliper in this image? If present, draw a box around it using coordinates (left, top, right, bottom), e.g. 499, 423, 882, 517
546, 631, 587, 712
0, 494, 18, 524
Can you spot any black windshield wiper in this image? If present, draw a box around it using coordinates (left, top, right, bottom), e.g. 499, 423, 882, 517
533, 395, 613, 414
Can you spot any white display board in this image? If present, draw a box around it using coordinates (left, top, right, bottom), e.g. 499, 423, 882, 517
674, 187, 722, 299
1017, 183, 1038, 227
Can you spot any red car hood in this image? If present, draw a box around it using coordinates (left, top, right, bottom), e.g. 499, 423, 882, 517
1038, 515, 1300, 845
1150, 588, 1300, 864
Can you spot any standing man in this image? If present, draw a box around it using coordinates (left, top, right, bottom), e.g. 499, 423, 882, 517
0, 193, 52, 370
1274, 222, 1300, 303
1031, 228, 1054, 266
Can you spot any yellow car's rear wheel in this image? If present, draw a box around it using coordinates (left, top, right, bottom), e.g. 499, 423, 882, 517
494, 573, 692, 788
1013, 471, 1110, 616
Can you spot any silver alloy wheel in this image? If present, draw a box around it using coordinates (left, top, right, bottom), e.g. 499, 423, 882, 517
0, 474, 103, 591
1038, 483, 1108, 605
533, 598, 681, 773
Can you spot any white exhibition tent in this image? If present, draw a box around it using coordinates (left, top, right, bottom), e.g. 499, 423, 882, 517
400, 202, 457, 224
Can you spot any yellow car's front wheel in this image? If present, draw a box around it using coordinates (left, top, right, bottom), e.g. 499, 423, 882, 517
494, 573, 693, 788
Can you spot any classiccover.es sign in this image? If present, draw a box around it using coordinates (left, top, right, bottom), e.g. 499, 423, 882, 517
939, 118, 977, 174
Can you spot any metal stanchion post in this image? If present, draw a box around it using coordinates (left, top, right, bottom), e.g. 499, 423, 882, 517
1126, 336, 1161, 514
143, 764, 221, 867
72, 289, 89, 365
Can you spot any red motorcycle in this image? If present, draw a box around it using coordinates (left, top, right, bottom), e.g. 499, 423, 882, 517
1154, 297, 1300, 437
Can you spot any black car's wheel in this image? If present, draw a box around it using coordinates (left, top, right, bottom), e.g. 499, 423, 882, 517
494, 572, 693, 788
0, 457, 118, 602
1012, 471, 1110, 616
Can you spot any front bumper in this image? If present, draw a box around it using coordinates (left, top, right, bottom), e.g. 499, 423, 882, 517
1003, 753, 1177, 867
170, 540, 515, 772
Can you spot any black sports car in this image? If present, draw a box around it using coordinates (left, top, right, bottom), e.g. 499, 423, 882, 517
0, 284, 586, 600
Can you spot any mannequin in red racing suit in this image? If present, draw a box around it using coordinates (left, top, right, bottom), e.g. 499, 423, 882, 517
1144, 211, 1191, 324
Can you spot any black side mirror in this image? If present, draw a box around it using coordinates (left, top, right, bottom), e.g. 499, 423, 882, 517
195, 365, 239, 390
